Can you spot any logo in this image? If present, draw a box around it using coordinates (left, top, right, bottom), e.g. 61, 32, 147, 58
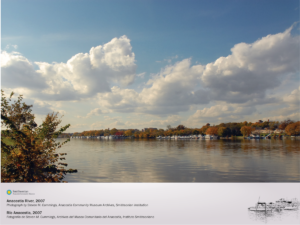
7, 190, 12, 195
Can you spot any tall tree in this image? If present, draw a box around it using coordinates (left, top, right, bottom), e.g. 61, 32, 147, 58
1, 91, 76, 182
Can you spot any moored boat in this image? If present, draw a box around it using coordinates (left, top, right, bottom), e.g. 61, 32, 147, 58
248, 202, 273, 212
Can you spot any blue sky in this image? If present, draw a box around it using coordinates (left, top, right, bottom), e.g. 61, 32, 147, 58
1, 0, 300, 132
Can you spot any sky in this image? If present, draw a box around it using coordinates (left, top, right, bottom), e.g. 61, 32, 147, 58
1, 0, 300, 132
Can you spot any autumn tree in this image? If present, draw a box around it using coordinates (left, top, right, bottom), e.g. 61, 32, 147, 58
269, 121, 279, 130
95, 130, 101, 136
285, 121, 300, 136
279, 119, 293, 130
192, 129, 199, 135
110, 128, 118, 135
1, 91, 76, 182
176, 125, 186, 130
240, 126, 254, 137
124, 130, 133, 136
134, 131, 140, 138
218, 127, 227, 137
206, 126, 218, 135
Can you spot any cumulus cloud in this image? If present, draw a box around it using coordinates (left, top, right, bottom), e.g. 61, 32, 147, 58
1, 35, 137, 101
2, 26, 299, 123
137, 72, 146, 78
109, 121, 125, 128
101, 116, 125, 128
97, 59, 210, 114
96, 26, 299, 116
1, 51, 49, 90
90, 122, 103, 129
262, 112, 300, 122
283, 86, 300, 106
37, 35, 136, 100
201, 25, 299, 103
187, 104, 256, 124
77, 108, 108, 119
30, 100, 56, 115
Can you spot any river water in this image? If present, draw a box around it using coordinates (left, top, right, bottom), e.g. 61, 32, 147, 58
56, 138, 300, 182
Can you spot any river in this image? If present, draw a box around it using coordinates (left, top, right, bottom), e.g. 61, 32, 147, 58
56, 138, 300, 182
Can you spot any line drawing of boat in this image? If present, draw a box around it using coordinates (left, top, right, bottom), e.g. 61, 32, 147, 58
249, 197, 299, 212
248, 200, 273, 212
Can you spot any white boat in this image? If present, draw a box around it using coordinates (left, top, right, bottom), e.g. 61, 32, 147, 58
250, 198, 299, 212
204, 135, 218, 139
248, 202, 273, 212
284, 200, 299, 210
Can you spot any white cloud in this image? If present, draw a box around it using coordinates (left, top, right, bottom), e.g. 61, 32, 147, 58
137, 72, 146, 78
1, 35, 137, 101
108, 121, 125, 128
2, 26, 299, 125
5, 44, 18, 49
77, 108, 108, 119
201, 25, 299, 103
98, 116, 125, 128
90, 122, 103, 129
262, 112, 300, 122
31, 100, 54, 115
156, 55, 179, 63
97, 58, 209, 115
97, 26, 299, 116
283, 86, 300, 106
36, 35, 136, 100
86, 108, 105, 117
187, 104, 256, 124
1, 51, 49, 90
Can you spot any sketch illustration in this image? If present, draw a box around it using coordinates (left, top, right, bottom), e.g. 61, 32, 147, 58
248, 197, 299, 223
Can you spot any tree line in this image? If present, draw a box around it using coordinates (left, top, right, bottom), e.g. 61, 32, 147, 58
72, 120, 300, 138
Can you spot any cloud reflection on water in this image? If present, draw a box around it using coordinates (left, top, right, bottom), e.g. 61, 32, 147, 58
56, 139, 300, 182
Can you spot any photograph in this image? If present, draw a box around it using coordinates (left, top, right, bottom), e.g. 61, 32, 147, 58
1, 0, 299, 224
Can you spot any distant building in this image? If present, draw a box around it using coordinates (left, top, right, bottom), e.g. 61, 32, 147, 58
115, 131, 124, 136
274, 129, 285, 133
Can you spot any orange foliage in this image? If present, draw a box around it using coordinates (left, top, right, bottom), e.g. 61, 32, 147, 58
206, 127, 218, 135
285, 121, 300, 136
1, 91, 74, 182
240, 126, 254, 136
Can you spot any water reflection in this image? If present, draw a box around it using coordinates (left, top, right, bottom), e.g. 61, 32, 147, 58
248, 209, 300, 224
56, 139, 300, 182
